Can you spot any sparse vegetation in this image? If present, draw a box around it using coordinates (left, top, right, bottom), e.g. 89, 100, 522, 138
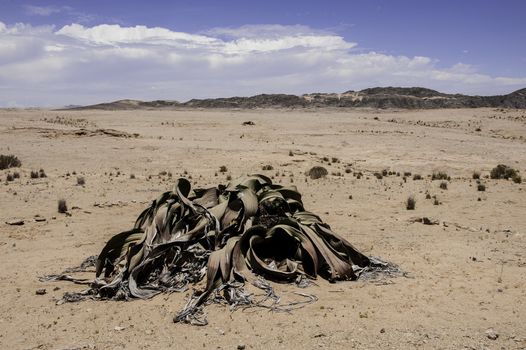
6, 173, 14, 182
130, 174, 136, 179
432, 171, 450, 181
472, 171, 480, 180
30, 171, 39, 179
13, 172, 20, 179
490, 164, 519, 180
39, 169, 47, 178
262, 165, 274, 171
0, 154, 21, 170
58, 199, 68, 213
331, 157, 340, 163
77, 176, 86, 186
288, 150, 294, 156
382, 169, 388, 176
477, 183, 486, 191
413, 174, 422, 180
307, 166, 328, 180
406, 196, 416, 210
226, 174, 232, 181
219, 165, 228, 173
374, 172, 383, 179
439, 181, 448, 190
404, 171, 412, 177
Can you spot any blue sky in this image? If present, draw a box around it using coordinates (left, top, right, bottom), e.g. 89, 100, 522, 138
1, 0, 525, 106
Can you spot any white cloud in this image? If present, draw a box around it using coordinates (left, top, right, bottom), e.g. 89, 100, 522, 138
24, 5, 65, 16
0, 21, 524, 107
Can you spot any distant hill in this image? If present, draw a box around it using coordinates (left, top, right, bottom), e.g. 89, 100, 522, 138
67, 99, 181, 110
67, 87, 526, 110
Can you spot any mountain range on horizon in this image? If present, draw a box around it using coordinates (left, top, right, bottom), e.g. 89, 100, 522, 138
66, 86, 526, 110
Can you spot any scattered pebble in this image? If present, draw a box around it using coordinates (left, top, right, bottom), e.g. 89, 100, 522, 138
485, 328, 498, 340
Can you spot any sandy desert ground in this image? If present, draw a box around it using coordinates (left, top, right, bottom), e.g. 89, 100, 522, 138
0, 107, 525, 350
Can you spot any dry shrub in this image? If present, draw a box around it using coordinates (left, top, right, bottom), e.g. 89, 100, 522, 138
0, 155, 21, 170
406, 196, 416, 210
307, 166, 328, 180
58, 199, 68, 213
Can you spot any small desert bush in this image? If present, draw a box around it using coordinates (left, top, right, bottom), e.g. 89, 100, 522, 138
0, 154, 21, 170
30, 171, 39, 179
477, 183, 486, 191
262, 165, 274, 171
307, 166, 328, 180
404, 171, 412, 177
374, 172, 383, 179
77, 176, 85, 186
130, 174, 136, 179
39, 169, 47, 178
13, 172, 20, 179
406, 196, 416, 210
58, 199, 68, 213
289, 150, 294, 156
413, 174, 422, 180
439, 181, 448, 190
490, 164, 518, 180
331, 157, 340, 163
382, 169, 388, 176
226, 174, 232, 181
432, 171, 449, 180
6, 173, 14, 182
512, 175, 522, 184
219, 165, 228, 173
472, 171, 480, 180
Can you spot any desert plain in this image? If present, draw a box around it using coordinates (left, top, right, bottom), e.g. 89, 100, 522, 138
0, 107, 525, 349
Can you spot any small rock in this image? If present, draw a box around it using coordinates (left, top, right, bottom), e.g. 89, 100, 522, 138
237, 345, 245, 350
485, 328, 498, 340
35, 288, 47, 295
114, 326, 126, 331
380, 328, 385, 333
34, 216, 46, 222
6, 219, 24, 226
422, 217, 439, 225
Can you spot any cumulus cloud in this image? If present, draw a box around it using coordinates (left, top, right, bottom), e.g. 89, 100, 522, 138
0, 21, 524, 107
